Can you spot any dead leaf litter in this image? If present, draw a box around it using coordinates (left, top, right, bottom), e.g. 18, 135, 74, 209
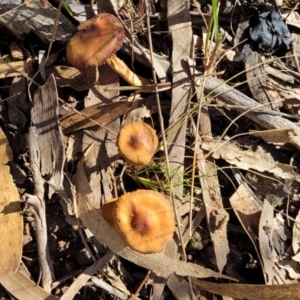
1, 0, 300, 299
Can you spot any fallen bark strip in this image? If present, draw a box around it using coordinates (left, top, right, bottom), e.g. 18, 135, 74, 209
0, 0, 75, 43
25, 128, 54, 292
204, 76, 300, 148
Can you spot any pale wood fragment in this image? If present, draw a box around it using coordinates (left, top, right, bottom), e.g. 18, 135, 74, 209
25, 75, 65, 291
204, 76, 300, 149
0, 60, 34, 79
167, 0, 193, 200
60, 252, 113, 300
31, 74, 65, 189
82, 64, 121, 202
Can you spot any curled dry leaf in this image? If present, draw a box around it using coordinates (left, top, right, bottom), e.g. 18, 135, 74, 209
202, 140, 300, 181
46, 65, 98, 91
0, 59, 34, 79
250, 128, 300, 148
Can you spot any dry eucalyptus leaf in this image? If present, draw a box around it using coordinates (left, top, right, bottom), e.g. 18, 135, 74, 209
202, 140, 300, 181
192, 278, 300, 300
250, 128, 300, 147
0, 59, 34, 79
0, 127, 23, 274
229, 184, 262, 264
259, 200, 276, 283
0, 271, 58, 300
167, 273, 195, 300
47, 65, 98, 91
277, 259, 300, 280
292, 211, 300, 255
74, 153, 234, 281
246, 51, 282, 110
60, 101, 132, 134
283, 12, 300, 29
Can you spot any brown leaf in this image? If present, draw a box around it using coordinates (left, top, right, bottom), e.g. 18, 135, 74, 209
229, 184, 262, 265
0, 271, 58, 300
203, 140, 300, 181
0, 59, 34, 79
0, 127, 23, 274
245, 51, 282, 110
293, 211, 300, 256
259, 200, 276, 283
250, 128, 300, 148
192, 278, 300, 300
46, 65, 98, 91
60, 101, 133, 134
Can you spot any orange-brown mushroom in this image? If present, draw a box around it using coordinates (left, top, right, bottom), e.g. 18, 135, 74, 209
102, 190, 175, 253
116, 122, 158, 166
66, 13, 150, 86
66, 13, 124, 70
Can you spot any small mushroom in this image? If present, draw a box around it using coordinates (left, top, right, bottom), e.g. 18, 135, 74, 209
102, 190, 175, 253
66, 13, 124, 70
66, 13, 150, 86
116, 122, 158, 166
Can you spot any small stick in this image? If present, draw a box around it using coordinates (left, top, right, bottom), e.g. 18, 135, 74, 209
24, 126, 54, 292
127, 270, 151, 300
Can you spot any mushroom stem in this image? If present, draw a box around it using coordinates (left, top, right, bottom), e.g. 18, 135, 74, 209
106, 54, 151, 87
102, 198, 118, 228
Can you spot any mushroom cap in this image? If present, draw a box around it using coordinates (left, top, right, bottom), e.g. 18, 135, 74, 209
113, 190, 175, 253
116, 122, 159, 166
66, 13, 125, 70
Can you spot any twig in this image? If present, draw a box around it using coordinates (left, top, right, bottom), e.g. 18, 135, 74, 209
60, 251, 113, 300
24, 126, 54, 292
128, 270, 151, 300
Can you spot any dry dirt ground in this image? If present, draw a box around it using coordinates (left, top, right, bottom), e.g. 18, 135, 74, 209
1, 0, 300, 299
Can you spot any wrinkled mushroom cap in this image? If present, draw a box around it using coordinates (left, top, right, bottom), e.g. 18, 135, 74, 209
113, 190, 175, 253
116, 122, 159, 166
66, 13, 125, 70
